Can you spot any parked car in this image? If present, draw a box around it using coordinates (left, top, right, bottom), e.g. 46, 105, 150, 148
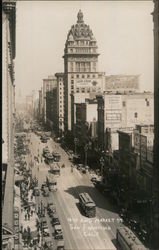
33, 187, 40, 196
41, 219, 48, 229
41, 182, 47, 191
57, 240, 65, 250
43, 228, 50, 237
42, 187, 49, 197
51, 214, 60, 226
91, 176, 97, 183
54, 225, 63, 240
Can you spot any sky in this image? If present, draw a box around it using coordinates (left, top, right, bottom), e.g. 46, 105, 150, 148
14, 0, 154, 102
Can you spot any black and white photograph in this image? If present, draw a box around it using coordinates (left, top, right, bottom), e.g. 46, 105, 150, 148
2, 0, 159, 250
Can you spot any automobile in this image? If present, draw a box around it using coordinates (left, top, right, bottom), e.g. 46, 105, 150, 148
48, 206, 56, 218
51, 214, 60, 226
41, 182, 47, 191
77, 164, 84, 170
43, 146, 50, 156
91, 176, 97, 183
81, 168, 86, 174
43, 228, 50, 237
33, 187, 40, 196
47, 202, 54, 211
54, 225, 63, 240
42, 187, 49, 197
68, 155, 73, 161
43, 236, 53, 248
44, 153, 54, 164
41, 138, 48, 143
41, 219, 48, 229
57, 240, 65, 250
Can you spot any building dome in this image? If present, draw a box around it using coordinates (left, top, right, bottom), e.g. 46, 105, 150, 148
66, 10, 95, 41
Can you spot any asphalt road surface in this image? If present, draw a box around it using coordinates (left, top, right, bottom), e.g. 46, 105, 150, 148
26, 132, 123, 250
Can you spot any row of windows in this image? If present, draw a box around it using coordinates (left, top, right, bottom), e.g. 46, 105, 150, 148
68, 40, 96, 46
69, 48, 96, 53
71, 74, 97, 79
122, 100, 150, 107
106, 113, 121, 121
76, 87, 101, 93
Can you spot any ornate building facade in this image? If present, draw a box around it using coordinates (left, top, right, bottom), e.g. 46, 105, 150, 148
2, 0, 16, 249
63, 10, 105, 132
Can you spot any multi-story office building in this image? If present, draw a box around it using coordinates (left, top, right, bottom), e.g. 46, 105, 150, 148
97, 92, 154, 151
63, 10, 105, 132
42, 75, 57, 124
2, 0, 16, 249
75, 99, 98, 146
46, 86, 58, 133
38, 88, 43, 120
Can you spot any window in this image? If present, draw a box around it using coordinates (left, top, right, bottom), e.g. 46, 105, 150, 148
71, 80, 74, 84
82, 75, 85, 78
134, 112, 138, 118
87, 75, 90, 78
122, 101, 126, 107
81, 88, 85, 93
106, 113, 121, 121
93, 75, 96, 78
76, 75, 79, 78
76, 88, 79, 93
146, 101, 150, 106
71, 75, 74, 78
71, 85, 74, 89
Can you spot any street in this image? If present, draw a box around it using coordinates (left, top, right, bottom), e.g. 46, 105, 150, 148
25, 132, 123, 250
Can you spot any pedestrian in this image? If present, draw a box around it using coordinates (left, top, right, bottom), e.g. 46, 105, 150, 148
28, 213, 30, 221
25, 213, 27, 221
21, 225, 23, 234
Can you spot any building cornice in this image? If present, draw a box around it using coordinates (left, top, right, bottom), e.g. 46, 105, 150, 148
3, 1, 16, 59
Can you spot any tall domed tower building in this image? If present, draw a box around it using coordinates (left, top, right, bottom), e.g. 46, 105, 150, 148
63, 10, 105, 131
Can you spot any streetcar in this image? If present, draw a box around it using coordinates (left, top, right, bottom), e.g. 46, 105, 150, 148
45, 153, 54, 164
116, 226, 148, 250
46, 174, 57, 191
49, 163, 60, 176
79, 192, 96, 218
